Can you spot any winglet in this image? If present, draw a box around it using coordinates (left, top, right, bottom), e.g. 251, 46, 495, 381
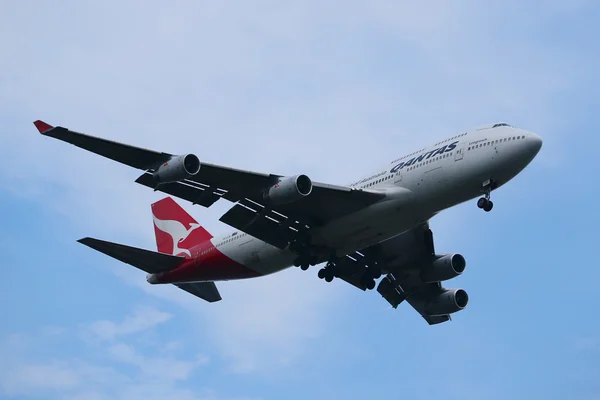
33, 120, 54, 133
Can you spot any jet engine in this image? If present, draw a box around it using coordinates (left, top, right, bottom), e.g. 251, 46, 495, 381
425, 288, 469, 316
264, 174, 313, 205
421, 253, 466, 283
153, 154, 201, 183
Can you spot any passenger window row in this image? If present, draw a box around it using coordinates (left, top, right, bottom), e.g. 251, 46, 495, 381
217, 232, 247, 247
361, 152, 455, 188
360, 174, 394, 188
407, 152, 452, 171
468, 135, 525, 151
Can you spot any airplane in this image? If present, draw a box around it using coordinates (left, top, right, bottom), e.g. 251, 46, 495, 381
34, 120, 542, 324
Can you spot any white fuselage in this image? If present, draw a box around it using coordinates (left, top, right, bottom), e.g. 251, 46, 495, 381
206, 124, 542, 279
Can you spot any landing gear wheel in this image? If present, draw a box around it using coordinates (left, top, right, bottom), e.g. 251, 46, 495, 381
366, 279, 376, 290
319, 259, 338, 283
318, 268, 326, 279
300, 263, 310, 271
360, 270, 376, 290
360, 274, 376, 290
483, 200, 494, 212
477, 197, 487, 209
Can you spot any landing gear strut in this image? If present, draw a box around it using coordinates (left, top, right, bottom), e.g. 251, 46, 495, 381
316, 257, 379, 290
318, 261, 337, 282
477, 180, 494, 212
359, 264, 380, 290
293, 251, 318, 271
360, 274, 377, 290
291, 236, 318, 271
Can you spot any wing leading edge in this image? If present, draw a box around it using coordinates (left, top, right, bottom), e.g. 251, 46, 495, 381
36, 120, 385, 250
35, 121, 172, 170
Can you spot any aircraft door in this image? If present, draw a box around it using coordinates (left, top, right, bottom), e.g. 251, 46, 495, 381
454, 143, 465, 161
394, 169, 402, 184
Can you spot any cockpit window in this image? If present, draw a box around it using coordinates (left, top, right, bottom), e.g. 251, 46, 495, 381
492, 123, 512, 128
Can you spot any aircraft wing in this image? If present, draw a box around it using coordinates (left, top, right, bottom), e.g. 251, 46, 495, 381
36, 121, 385, 249
332, 222, 455, 325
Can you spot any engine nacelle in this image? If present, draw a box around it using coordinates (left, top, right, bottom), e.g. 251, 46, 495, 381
264, 174, 313, 205
421, 253, 466, 283
153, 154, 201, 183
425, 288, 469, 316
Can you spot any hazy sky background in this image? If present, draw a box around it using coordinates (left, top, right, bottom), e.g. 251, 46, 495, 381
1, 1, 599, 399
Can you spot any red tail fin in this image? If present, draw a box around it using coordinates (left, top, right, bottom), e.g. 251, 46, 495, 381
151, 197, 212, 258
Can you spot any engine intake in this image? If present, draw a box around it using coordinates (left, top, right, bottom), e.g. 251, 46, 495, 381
425, 288, 469, 316
264, 174, 313, 205
153, 154, 201, 183
421, 253, 466, 283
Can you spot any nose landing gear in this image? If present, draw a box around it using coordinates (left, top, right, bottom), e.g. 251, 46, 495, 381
477, 197, 493, 212
477, 180, 495, 212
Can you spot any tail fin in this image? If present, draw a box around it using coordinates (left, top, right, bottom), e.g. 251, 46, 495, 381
151, 197, 213, 258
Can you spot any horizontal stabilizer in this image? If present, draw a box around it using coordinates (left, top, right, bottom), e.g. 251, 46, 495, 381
78, 237, 184, 274
175, 282, 222, 303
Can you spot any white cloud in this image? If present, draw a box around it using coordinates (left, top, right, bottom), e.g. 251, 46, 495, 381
202, 269, 344, 374
0, 354, 251, 400
107, 342, 209, 381
108, 264, 344, 374
0, 307, 222, 400
87, 306, 171, 341
42, 326, 67, 336
0, 358, 123, 398
0, 362, 79, 395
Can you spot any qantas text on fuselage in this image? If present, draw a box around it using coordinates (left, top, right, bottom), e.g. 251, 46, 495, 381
35, 120, 542, 324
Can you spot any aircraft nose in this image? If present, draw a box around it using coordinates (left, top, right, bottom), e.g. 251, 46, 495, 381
526, 132, 543, 155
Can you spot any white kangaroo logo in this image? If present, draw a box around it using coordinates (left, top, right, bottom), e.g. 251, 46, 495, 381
153, 215, 201, 257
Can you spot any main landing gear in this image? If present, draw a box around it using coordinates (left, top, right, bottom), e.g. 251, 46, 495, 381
317, 261, 337, 282
293, 252, 318, 271
317, 259, 380, 291
477, 180, 495, 212
291, 237, 318, 271
360, 266, 380, 290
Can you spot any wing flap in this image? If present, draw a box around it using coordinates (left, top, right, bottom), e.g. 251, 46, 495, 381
376, 274, 408, 308
136, 172, 224, 207
219, 202, 302, 249
268, 183, 386, 226
404, 282, 452, 325
78, 237, 184, 274
333, 223, 454, 325
175, 282, 222, 303
333, 256, 371, 291
423, 315, 451, 325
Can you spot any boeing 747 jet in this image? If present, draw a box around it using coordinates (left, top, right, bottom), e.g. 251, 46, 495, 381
35, 120, 542, 324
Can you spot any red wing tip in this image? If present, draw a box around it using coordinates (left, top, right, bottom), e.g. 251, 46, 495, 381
33, 120, 54, 133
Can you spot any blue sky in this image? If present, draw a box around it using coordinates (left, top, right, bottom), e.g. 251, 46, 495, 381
1, 1, 599, 399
